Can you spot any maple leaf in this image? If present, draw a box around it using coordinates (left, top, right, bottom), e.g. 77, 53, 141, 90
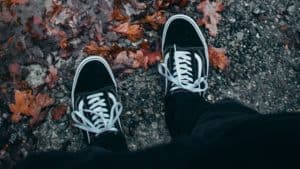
9, 90, 55, 125
144, 11, 167, 30
51, 104, 67, 121
9, 90, 34, 123
112, 22, 143, 41
45, 65, 58, 88
197, 0, 224, 37
84, 41, 111, 57
208, 46, 229, 70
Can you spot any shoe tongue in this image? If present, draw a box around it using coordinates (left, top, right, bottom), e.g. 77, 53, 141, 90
75, 86, 116, 110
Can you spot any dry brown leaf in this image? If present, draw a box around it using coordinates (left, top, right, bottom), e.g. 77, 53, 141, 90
111, 9, 129, 22
84, 41, 111, 56
197, 0, 224, 37
59, 37, 68, 49
51, 104, 68, 121
143, 50, 162, 67
155, 0, 189, 9
208, 46, 229, 70
144, 11, 167, 30
4, 0, 28, 6
9, 90, 55, 125
114, 49, 161, 69
112, 22, 143, 41
113, 51, 134, 67
45, 65, 58, 88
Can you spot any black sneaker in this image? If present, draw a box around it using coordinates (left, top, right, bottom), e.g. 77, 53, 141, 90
71, 56, 123, 144
158, 14, 209, 96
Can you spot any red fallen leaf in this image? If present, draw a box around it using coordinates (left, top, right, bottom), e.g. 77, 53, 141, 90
45, 24, 66, 38
113, 51, 134, 68
208, 46, 229, 70
9, 90, 55, 125
4, 0, 28, 6
84, 41, 111, 57
112, 22, 143, 41
197, 0, 224, 37
111, 9, 129, 22
46, 0, 63, 22
59, 37, 68, 49
178, 0, 189, 7
45, 65, 59, 88
114, 49, 162, 69
143, 50, 162, 66
8, 63, 21, 78
155, 0, 189, 9
130, 50, 145, 68
144, 11, 167, 30
51, 104, 68, 121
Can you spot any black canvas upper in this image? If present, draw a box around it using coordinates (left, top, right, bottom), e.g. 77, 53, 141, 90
74, 61, 115, 95
162, 18, 208, 95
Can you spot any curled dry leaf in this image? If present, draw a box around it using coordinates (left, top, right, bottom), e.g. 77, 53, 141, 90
9, 90, 55, 125
51, 104, 68, 121
59, 37, 68, 49
84, 41, 111, 57
112, 22, 143, 41
45, 65, 59, 88
197, 0, 224, 37
144, 11, 167, 30
208, 46, 229, 70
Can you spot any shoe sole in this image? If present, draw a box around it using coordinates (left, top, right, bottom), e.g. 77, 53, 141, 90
71, 56, 117, 109
161, 14, 209, 76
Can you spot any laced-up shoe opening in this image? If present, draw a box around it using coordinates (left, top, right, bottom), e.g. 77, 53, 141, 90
71, 92, 122, 144
159, 45, 208, 94
159, 15, 209, 96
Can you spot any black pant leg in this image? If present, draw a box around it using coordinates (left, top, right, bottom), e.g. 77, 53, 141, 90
15, 98, 300, 169
93, 131, 128, 152
165, 92, 211, 138
191, 99, 260, 143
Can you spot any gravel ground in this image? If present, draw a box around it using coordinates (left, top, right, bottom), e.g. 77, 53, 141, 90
0, 0, 299, 168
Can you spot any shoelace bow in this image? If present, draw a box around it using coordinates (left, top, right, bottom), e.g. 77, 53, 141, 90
71, 92, 122, 143
158, 45, 208, 93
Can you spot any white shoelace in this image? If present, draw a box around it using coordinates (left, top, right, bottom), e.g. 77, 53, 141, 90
71, 92, 122, 143
158, 45, 208, 93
